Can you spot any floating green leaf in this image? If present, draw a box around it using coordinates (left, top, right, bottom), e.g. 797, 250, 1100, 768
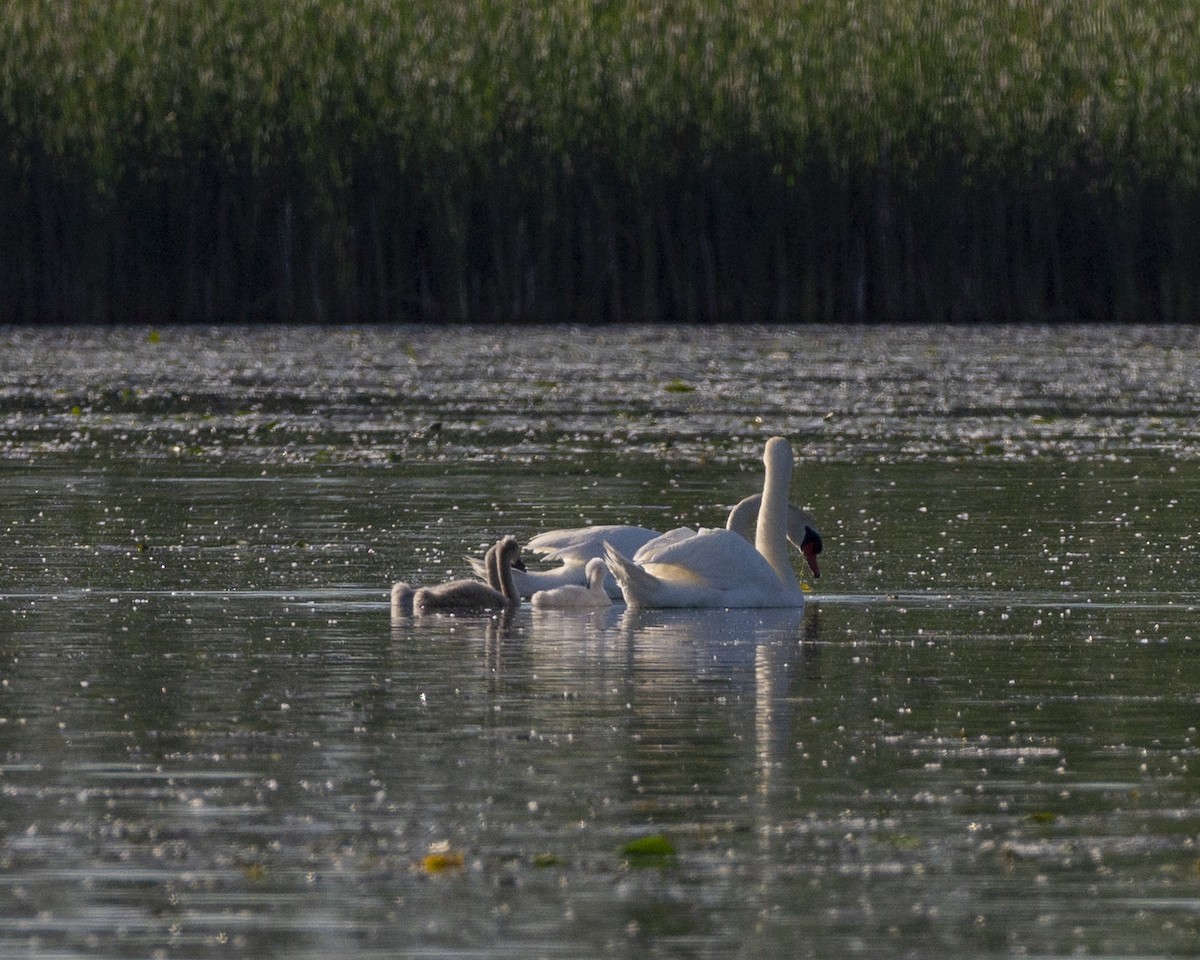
622, 834, 676, 860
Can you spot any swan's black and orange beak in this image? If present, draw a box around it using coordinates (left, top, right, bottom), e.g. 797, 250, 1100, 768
800, 527, 822, 579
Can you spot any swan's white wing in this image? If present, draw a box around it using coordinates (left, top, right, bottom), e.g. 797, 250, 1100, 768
633, 527, 734, 566
636, 528, 779, 589
632, 526, 696, 561
527, 524, 660, 561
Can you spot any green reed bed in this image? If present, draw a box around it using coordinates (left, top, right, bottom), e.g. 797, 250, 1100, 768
3, 0, 1200, 323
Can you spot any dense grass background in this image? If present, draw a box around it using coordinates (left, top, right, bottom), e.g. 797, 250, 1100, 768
3, 0, 1200, 323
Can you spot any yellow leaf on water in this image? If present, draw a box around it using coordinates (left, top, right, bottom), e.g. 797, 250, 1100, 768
421, 842, 465, 873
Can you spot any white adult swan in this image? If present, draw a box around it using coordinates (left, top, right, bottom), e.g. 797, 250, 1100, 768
531, 557, 612, 609
603, 437, 808, 609
392, 536, 522, 616
468, 494, 821, 599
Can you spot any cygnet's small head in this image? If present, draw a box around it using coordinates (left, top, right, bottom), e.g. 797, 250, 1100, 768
390, 581, 415, 617
497, 536, 522, 569
584, 556, 608, 587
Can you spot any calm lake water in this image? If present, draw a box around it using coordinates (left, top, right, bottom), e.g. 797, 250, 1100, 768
1, 325, 1198, 959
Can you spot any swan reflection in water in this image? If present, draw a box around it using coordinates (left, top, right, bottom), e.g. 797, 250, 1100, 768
389, 600, 821, 798
390, 603, 820, 684
507, 604, 822, 797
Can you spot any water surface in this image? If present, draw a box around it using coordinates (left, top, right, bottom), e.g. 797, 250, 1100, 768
1, 325, 1198, 958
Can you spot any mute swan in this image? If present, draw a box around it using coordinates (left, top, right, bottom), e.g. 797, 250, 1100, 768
603, 437, 807, 609
468, 494, 820, 599
531, 557, 612, 609
392, 537, 522, 616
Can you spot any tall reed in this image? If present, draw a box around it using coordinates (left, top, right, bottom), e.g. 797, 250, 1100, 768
2, 0, 1199, 322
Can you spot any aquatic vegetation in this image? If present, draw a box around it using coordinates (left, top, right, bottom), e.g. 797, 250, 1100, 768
2, 325, 1199, 468
3, 0, 1200, 321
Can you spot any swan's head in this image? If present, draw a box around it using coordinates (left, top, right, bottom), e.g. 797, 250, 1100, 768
799, 525, 822, 579
763, 436, 794, 471
583, 556, 607, 587
783, 507, 823, 579
497, 536, 523, 569
487, 532, 525, 571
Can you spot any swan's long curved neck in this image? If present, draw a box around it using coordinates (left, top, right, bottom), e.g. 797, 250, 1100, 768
755, 439, 800, 592
485, 544, 500, 594
487, 538, 520, 606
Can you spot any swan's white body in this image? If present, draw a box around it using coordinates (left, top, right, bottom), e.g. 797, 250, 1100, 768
392, 537, 521, 616
469, 494, 820, 600
604, 438, 807, 609
531, 557, 613, 610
